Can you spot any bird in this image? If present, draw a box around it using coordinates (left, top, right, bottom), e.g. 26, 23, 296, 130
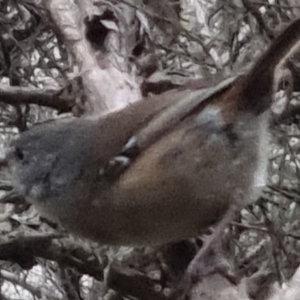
2, 18, 300, 247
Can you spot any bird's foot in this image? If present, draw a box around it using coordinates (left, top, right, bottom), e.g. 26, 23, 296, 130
171, 205, 240, 299
171, 235, 237, 299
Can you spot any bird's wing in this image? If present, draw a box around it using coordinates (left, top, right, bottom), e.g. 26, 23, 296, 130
122, 76, 238, 156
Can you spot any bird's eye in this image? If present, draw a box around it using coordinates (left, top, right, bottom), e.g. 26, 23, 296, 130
15, 147, 24, 161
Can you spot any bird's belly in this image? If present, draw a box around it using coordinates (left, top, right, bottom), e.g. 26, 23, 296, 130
62, 114, 269, 246
39, 113, 269, 246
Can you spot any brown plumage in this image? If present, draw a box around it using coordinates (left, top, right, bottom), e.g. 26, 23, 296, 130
4, 18, 300, 246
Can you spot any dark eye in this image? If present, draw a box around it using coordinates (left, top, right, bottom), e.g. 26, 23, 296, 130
15, 147, 24, 161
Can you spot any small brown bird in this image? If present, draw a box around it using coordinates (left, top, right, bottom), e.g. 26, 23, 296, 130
3, 19, 300, 246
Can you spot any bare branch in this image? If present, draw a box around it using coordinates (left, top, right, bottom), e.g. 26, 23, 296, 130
0, 85, 75, 112
46, 0, 141, 116
107, 264, 167, 300
0, 234, 104, 281
0, 269, 41, 298
242, 0, 276, 40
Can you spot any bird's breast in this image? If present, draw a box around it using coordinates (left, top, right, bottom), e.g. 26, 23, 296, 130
55, 111, 269, 246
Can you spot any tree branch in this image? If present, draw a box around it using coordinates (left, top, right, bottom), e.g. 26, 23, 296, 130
0, 234, 104, 281
46, 0, 141, 116
242, 0, 276, 40
0, 85, 75, 112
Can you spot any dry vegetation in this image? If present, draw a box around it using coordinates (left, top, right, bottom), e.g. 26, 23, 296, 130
0, 0, 300, 299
